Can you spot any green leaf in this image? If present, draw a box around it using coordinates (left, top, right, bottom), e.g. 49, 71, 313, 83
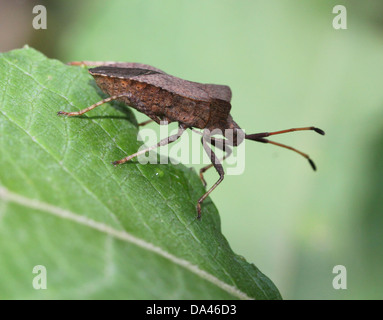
0, 47, 281, 300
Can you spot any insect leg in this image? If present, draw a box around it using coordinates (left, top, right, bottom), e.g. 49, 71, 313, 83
57, 94, 131, 117
199, 137, 232, 187
197, 137, 225, 219
191, 129, 231, 187
138, 119, 155, 127
112, 124, 186, 165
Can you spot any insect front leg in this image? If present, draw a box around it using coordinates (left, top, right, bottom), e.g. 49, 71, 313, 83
199, 137, 232, 187
197, 136, 225, 219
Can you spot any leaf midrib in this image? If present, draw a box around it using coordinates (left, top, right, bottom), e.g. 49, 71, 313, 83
0, 185, 253, 300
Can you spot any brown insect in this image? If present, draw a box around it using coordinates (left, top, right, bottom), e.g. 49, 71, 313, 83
58, 62, 325, 219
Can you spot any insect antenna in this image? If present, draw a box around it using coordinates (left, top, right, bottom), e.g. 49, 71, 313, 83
245, 126, 325, 171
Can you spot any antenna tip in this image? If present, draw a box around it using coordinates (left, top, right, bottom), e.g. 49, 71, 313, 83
308, 159, 317, 171
313, 127, 325, 135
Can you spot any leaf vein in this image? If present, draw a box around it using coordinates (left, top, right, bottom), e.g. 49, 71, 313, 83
0, 109, 124, 230
0, 185, 253, 300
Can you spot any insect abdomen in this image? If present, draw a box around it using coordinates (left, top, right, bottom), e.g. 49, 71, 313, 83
93, 75, 210, 128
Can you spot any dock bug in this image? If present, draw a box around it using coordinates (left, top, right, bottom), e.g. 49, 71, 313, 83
58, 62, 325, 219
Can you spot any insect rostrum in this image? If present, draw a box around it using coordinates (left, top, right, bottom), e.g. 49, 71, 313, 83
58, 62, 325, 219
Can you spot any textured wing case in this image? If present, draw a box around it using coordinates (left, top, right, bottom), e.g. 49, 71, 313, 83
89, 66, 232, 129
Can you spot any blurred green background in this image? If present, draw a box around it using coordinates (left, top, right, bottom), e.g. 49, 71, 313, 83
1, 0, 383, 299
